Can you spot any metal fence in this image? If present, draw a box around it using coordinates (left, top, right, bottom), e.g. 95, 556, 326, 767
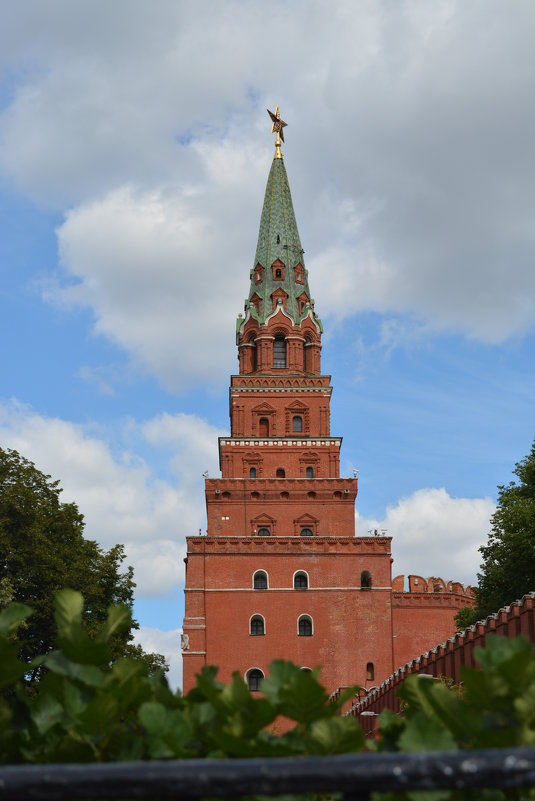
1, 748, 535, 800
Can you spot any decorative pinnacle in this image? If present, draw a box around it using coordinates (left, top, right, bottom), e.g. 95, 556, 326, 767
267, 105, 287, 159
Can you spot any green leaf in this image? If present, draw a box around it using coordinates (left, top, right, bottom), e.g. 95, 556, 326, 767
54, 589, 84, 631
307, 716, 366, 754
398, 710, 457, 753
31, 693, 64, 735
45, 650, 105, 687
80, 694, 120, 736
0, 602, 33, 638
262, 660, 332, 725
97, 604, 131, 643
0, 640, 29, 688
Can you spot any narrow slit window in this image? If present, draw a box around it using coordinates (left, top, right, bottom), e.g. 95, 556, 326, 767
361, 571, 372, 589
273, 336, 286, 369
366, 662, 375, 681
259, 417, 269, 437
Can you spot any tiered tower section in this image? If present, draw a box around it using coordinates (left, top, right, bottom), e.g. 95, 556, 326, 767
182, 116, 393, 695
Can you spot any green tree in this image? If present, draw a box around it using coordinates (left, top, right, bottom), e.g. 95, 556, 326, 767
456, 439, 535, 628
0, 447, 167, 678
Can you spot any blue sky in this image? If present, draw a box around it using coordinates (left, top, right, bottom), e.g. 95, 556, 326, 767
0, 1, 534, 689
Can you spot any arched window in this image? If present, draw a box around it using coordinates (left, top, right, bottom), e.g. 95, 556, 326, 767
246, 668, 264, 692
273, 336, 286, 369
253, 571, 268, 590
300, 527, 313, 538
257, 527, 270, 537
306, 466, 314, 479
366, 662, 375, 681
361, 571, 372, 589
275, 268, 282, 279
249, 467, 257, 479
298, 615, 313, 637
250, 615, 265, 636
292, 415, 303, 433
294, 571, 308, 590
276, 467, 285, 478
259, 417, 269, 437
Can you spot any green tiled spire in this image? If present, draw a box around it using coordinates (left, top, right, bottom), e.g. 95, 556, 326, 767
240, 156, 322, 330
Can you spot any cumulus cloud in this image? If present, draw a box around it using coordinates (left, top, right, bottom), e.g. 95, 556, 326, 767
133, 627, 182, 691
0, 0, 533, 389
357, 487, 495, 587
0, 400, 222, 596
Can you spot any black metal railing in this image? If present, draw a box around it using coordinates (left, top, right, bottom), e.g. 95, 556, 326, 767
1, 748, 535, 800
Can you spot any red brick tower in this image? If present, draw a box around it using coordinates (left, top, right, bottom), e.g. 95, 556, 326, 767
181, 109, 474, 695
182, 108, 396, 694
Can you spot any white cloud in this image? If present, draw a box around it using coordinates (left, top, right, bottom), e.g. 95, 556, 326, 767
0, 400, 222, 596
133, 626, 182, 692
0, 0, 533, 389
357, 487, 495, 587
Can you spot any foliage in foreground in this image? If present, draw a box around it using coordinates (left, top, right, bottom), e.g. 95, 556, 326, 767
455, 438, 535, 630
2, 592, 535, 800
0, 446, 167, 676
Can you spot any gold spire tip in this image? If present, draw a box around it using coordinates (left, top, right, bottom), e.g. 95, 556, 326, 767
267, 105, 287, 159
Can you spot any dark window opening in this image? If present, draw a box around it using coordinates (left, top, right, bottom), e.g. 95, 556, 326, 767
249, 467, 257, 479
276, 468, 285, 478
250, 616, 265, 636
306, 466, 314, 479
257, 527, 271, 537
254, 571, 268, 590
366, 662, 375, 681
361, 571, 372, 589
252, 343, 257, 371
292, 415, 303, 433
247, 668, 264, 691
300, 527, 313, 538
275, 268, 282, 279
273, 336, 286, 369
294, 572, 308, 590
276, 234, 280, 244
298, 616, 313, 637
259, 417, 269, 437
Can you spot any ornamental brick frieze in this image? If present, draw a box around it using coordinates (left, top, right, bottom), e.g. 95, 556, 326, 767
186, 535, 392, 555
231, 375, 331, 388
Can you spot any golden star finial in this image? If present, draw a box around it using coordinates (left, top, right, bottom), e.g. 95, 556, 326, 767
267, 105, 287, 159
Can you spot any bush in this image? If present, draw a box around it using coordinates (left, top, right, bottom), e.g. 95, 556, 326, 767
1, 591, 535, 800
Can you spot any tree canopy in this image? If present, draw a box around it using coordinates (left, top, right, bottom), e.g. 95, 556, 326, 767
456, 439, 535, 629
0, 447, 167, 678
